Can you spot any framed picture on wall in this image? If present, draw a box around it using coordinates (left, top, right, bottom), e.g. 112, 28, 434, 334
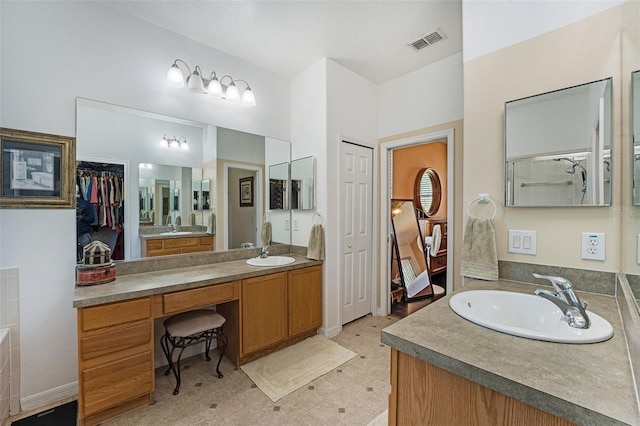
0, 127, 75, 209
239, 176, 254, 207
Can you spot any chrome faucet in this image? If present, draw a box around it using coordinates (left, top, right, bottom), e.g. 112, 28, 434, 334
259, 245, 269, 258
170, 223, 177, 233
532, 273, 590, 329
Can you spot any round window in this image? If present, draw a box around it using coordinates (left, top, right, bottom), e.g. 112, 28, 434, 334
414, 168, 442, 217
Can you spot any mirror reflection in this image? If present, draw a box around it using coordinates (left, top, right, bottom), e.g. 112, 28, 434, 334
633, 70, 640, 205
505, 77, 612, 207
291, 156, 315, 210
269, 162, 289, 210
76, 98, 291, 260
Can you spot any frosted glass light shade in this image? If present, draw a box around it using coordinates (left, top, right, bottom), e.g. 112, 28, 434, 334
225, 83, 239, 101
187, 72, 205, 93
207, 78, 222, 95
241, 88, 256, 107
166, 65, 185, 88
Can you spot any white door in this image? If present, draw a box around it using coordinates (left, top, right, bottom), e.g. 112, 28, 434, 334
341, 141, 373, 324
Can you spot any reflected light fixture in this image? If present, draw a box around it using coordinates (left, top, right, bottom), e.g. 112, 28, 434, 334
161, 134, 189, 150
166, 59, 256, 107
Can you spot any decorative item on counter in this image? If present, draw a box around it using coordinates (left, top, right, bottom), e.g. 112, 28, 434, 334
76, 240, 116, 286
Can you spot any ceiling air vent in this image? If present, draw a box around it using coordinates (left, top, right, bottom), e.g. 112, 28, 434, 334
409, 29, 446, 51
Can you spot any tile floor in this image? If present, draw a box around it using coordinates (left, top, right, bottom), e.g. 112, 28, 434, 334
99, 314, 399, 426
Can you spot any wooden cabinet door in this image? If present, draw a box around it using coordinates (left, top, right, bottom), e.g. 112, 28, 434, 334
241, 272, 288, 355
288, 266, 322, 337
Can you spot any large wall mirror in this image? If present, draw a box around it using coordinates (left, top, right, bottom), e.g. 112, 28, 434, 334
633, 70, 640, 205
505, 77, 613, 207
76, 98, 291, 260
291, 156, 314, 210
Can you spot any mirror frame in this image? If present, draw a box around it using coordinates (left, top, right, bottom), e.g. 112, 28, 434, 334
414, 167, 442, 217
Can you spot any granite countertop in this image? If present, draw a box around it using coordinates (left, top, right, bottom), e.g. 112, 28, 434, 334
382, 279, 640, 426
73, 254, 321, 308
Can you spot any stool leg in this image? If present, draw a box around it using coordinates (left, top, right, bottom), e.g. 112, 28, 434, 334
204, 337, 212, 362
172, 346, 187, 395
215, 332, 228, 379
160, 333, 173, 376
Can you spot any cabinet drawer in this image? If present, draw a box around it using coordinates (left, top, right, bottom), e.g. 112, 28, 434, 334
81, 298, 151, 332
146, 240, 163, 250
181, 245, 211, 254
82, 351, 153, 416
164, 237, 198, 248
431, 254, 446, 272
163, 281, 237, 314
199, 236, 213, 245
81, 322, 151, 361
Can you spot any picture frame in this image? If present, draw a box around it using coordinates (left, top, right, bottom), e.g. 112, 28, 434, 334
239, 176, 254, 207
0, 128, 76, 209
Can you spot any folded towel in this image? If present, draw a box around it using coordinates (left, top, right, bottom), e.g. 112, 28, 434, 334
206, 213, 216, 235
260, 221, 272, 246
175, 215, 182, 225
188, 212, 195, 225
166, 215, 172, 226
306, 224, 325, 260
460, 217, 498, 281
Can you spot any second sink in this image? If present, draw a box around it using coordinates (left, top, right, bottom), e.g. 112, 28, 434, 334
449, 290, 614, 344
246, 256, 296, 266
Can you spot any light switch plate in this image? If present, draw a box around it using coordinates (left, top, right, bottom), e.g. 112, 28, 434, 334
581, 232, 605, 261
508, 230, 537, 255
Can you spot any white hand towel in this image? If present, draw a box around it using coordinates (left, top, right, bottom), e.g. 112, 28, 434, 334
175, 215, 182, 225
206, 213, 216, 235
166, 215, 172, 226
188, 212, 195, 225
306, 224, 325, 260
260, 221, 272, 246
460, 217, 498, 281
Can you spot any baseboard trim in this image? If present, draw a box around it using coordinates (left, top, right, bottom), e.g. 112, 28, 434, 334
20, 382, 78, 412
319, 324, 341, 338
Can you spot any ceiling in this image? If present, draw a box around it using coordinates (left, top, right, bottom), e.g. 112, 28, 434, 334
109, 1, 462, 84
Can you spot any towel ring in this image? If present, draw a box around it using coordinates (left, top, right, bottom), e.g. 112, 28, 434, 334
467, 193, 497, 219
312, 211, 323, 225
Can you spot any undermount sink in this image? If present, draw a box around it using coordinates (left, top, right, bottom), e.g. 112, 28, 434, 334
449, 290, 613, 344
159, 231, 193, 236
246, 256, 296, 267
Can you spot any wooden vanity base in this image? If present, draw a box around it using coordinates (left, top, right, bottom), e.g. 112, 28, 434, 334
389, 349, 575, 426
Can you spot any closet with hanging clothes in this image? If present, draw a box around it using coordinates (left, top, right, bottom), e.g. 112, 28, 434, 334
76, 161, 125, 260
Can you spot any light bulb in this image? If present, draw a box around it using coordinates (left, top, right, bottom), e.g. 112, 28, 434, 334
187, 68, 205, 93
241, 88, 256, 107
181, 140, 189, 150
225, 83, 240, 101
207, 77, 222, 95
166, 64, 185, 88
169, 138, 180, 149
161, 134, 169, 147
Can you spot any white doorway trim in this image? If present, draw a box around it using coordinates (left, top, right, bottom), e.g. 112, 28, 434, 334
223, 162, 263, 251
378, 129, 455, 316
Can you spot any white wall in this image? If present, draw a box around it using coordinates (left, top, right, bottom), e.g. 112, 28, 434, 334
378, 53, 464, 139
0, 1, 290, 408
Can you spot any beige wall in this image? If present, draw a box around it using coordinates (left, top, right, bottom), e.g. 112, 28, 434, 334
464, 5, 624, 273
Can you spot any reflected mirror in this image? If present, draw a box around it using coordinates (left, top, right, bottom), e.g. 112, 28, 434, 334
291, 156, 315, 210
269, 162, 289, 210
76, 98, 291, 260
505, 77, 612, 207
414, 167, 441, 217
633, 70, 640, 205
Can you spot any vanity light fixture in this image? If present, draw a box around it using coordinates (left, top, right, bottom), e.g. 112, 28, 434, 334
161, 134, 189, 150
166, 59, 256, 107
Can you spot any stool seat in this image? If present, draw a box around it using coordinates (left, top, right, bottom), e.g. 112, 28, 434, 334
164, 310, 226, 337
160, 309, 227, 395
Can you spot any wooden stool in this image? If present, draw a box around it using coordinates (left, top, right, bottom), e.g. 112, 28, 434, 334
160, 309, 227, 395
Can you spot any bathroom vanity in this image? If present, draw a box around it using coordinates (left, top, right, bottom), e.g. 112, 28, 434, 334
73, 252, 322, 426
382, 279, 639, 426
140, 232, 214, 257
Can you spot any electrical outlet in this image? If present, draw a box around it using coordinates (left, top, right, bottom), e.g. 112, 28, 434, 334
581, 232, 605, 261
508, 230, 536, 255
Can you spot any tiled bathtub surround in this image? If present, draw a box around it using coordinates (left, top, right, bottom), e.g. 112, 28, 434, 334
618, 274, 640, 409
0, 329, 9, 426
498, 260, 616, 296
0, 267, 20, 416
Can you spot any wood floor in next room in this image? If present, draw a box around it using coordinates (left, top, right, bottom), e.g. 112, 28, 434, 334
97, 314, 399, 426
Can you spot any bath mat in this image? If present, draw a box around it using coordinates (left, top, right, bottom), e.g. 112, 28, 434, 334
241, 334, 357, 402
